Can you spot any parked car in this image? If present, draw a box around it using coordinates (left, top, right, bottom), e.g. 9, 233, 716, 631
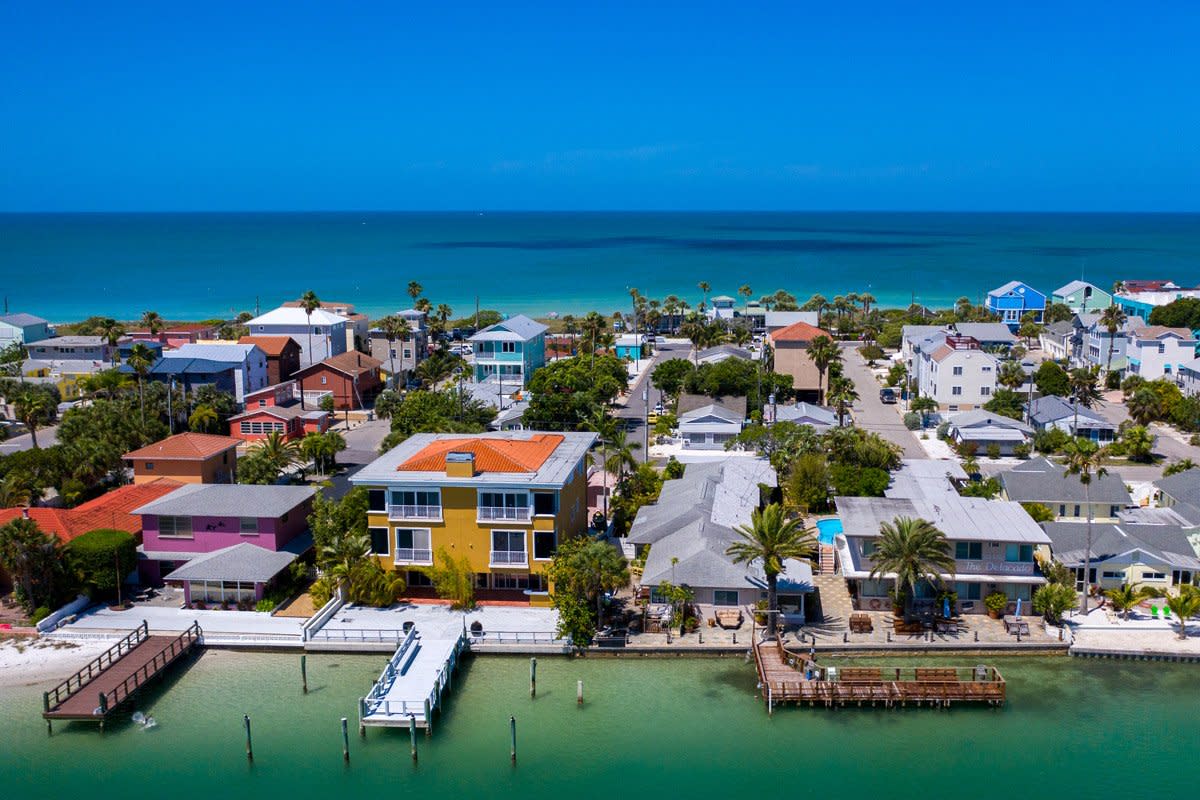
879, 387, 897, 404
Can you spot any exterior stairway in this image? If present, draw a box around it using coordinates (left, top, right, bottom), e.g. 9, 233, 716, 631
817, 544, 837, 575
810, 574, 855, 627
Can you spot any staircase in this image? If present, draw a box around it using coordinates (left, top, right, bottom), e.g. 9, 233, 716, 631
817, 544, 837, 575
810, 574, 855, 625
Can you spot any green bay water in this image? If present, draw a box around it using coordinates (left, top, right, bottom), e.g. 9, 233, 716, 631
2, 651, 1197, 799
2, 212, 1198, 321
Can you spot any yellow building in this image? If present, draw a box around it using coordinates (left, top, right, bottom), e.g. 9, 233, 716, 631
352, 431, 596, 606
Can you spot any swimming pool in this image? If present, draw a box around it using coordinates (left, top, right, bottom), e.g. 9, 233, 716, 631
815, 517, 842, 545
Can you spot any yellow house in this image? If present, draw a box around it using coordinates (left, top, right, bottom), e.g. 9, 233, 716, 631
351, 431, 596, 606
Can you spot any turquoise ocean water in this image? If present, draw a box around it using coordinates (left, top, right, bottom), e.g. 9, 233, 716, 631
3, 651, 1198, 800
2, 212, 1198, 322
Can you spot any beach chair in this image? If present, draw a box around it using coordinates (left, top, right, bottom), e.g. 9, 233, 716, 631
1151, 606, 1160, 619
1161, 606, 1172, 620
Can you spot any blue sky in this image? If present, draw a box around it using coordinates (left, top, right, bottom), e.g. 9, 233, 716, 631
2, 1, 1197, 211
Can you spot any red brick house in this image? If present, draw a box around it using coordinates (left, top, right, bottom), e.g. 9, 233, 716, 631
293, 351, 383, 410
239, 335, 301, 384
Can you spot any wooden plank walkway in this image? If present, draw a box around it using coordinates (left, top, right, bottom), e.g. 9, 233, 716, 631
752, 634, 1006, 712
43, 621, 202, 725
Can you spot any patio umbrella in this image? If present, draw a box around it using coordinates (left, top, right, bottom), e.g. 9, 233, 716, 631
943, 597, 951, 619
1015, 598, 1022, 618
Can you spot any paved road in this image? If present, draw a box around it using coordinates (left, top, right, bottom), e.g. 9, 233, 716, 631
838, 344, 924, 458
1090, 391, 1199, 467
615, 343, 688, 463
0, 424, 59, 453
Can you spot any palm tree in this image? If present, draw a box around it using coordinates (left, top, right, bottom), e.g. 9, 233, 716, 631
679, 318, 708, 365
80, 368, 132, 400
188, 403, 219, 433
697, 281, 711, 311
1063, 437, 1106, 613
868, 517, 956, 614
808, 335, 841, 404
738, 284, 753, 308
97, 318, 125, 366
414, 297, 432, 315
910, 394, 937, 427
726, 504, 815, 639
1099, 304, 1127, 377
859, 293, 876, 316
140, 310, 164, 336
407, 281, 423, 304
603, 428, 640, 481
1164, 586, 1200, 640
1105, 583, 1156, 620
378, 314, 412, 389
827, 376, 858, 427
998, 361, 1026, 391
1127, 388, 1163, 426
1164, 458, 1197, 477
126, 342, 157, 427
1068, 366, 1102, 433
581, 407, 618, 517
299, 290, 321, 367
14, 389, 52, 450
436, 303, 453, 330
256, 430, 301, 475
1121, 424, 1155, 462
0, 474, 33, 508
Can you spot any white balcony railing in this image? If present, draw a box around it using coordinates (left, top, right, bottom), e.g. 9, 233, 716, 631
394, 548, 433, 565
388, 504, 442, 520
478, 506, 532, 522
489, 550, 528, 567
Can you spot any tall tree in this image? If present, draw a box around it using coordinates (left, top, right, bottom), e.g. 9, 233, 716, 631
868, 516, 956, 613
1164, 586, 1200, 640
299, 289, 321, 367
726, 503, 815, 640
808, 335, 841, 404
97, 318, 125, 367
827, 375, 858, 427
125, 342, 157, 427
1063, 437, 1106, 613
547, 537, 629, 632
406, 281, 423, 303
603, 428, 641, 481
1099, 304, 1127, 376
378, 314, 412, 389
140, 310, 164, 336
14, 389, 53, 449
697, 281, 711, 312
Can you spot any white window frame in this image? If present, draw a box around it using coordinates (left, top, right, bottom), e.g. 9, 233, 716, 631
158, 515, 193, 539
393, 528, 433, 565
490, 529, 528, 567
388, 488, 443, 520
532, 530, 557, 561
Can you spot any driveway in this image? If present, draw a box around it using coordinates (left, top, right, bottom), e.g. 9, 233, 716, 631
337, 417, 391, 463
1091, 391, 1200, 466
839, 345, 924, 458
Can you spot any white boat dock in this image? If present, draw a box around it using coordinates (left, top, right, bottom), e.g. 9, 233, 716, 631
359, 627, 467, 730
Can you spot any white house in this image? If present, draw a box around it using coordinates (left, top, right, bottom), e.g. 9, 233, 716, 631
1125, 326, 1198, 382
707, 295, 737, 322
915, 335, 999, 411
677, 394, 746, 450
26, 335, 113, 362
1178, 358, 1200, 397
945, 411, 1033, 456
246, 306, 349, 368
764, 401, 839, 431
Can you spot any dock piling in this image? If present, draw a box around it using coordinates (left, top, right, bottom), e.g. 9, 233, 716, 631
530, 657, 537, 697
424, 699, 432, 736
358, 698, 366, 737
243, 714, 253, 762
409, 714, 418, 762
577, 679, 583, 706
301, 655, 308, 694
509, 715, 517, 764
341, 717, 350, 762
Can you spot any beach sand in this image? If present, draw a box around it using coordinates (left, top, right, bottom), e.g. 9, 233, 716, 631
0, 637, 116, 689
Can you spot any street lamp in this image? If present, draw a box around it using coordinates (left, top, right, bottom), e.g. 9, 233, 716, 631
452, 366, 464, 420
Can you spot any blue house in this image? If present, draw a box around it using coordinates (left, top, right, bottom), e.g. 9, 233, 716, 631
0, 313, 50, 346
468, 314, 548, 387
985, 281, 1047, 330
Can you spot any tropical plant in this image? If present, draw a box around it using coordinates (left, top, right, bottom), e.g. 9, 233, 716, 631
1020, 502, 1056, 523
1163, 458, 1197, 477
140, 310, 164, 335
808, 335, 841, 404
726, 503, 816, 639
406, 280, 423, 303
14, 388, 54, 449
827, 376, 858, 427
96, 318, 125, 366
126, 342, 157, 426
1068, 366, 1102, 426
1105, 583, 1156, 619
1032, 583, 1078, 624
1119, 424, 1154, 462
1033, 360, 1070, 398
910, 395, 937, 427
318, 528, 406, 607
1164, 585, 1200, 640
867, 517, 956, 613
1063, 437, 1106, 612
188, 403, 219, 433
377, 314, 412, 389
0, 517, 68, 613
998, 361, 1026, 391
1099, 304, 1127, 376
299, 289, 321, 367
422, 546, 476, 610
547, 536, 629, 630
64, 528, 137, 602
1127, 387, 1164, 426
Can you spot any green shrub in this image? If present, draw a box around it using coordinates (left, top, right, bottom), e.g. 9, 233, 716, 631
64, 529, 137, 601
1034, 427, 1070, 454
829, 464, 890, 497
902, 412, 921, 430
1104, 371, 1121, 390
984, 592, 1008, 614
986, 443, 1001, 460
31, 606, 51, 624
936, 421, 951, 440
1013, 442, 1031, 459
1021, 502, 1056, 523
255, 598, 276, 613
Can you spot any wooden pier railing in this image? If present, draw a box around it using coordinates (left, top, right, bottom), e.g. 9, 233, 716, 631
95, 622, 202, 715
43, 621, 150, 711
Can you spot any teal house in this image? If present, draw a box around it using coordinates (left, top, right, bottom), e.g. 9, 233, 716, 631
468, 314, 548, 387
1052, 280, 1111, 314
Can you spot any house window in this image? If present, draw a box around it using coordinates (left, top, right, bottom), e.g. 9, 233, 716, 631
1143, 572, 1167, 581
981, 365, 992, 372
533, 492, 556, 516
159, 516, 192, 538
980, 386, 991, 396
1058, 505, 1066, 517
714, 590, 739, 606
1110, 505, 1121, 517
403, 349, 412, 359
389, 489, 441, 518
533, 530, 556, 561
501, 341, 517, 353
861, 541, 876, 557
321, 376, 328, 385
953, 366, 963, 376
490, 530, 527, 565
952, 386, 962, 396
1102, 571, 1125, 579
954, 582, 982, 601
394, 529, 432, 563
955, 542, 983, 560
1073, 505, 1081, 517
368, 490, 386, 512
1005, 544, 1034, 563
368, 527, 389, 555
239, 517, 258, 535
1003, 584, 1032, 601
1172, 570, 1193, 585
145, 462, 155, 471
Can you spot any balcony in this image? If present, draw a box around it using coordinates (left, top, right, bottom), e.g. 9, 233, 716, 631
393, 548, 433, 565
388, 504, 442, 521
478, 506, 532, 522
489, 550, 528, 567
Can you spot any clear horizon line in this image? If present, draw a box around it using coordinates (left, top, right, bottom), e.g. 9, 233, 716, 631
2, 208, 1199, 215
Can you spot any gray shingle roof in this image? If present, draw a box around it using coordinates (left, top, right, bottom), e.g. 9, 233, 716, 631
998, 457, 1131, 505
1027, 396, 1114, 430
162, 537, 310, 584
469, 314, 547, 342
948, 410, 1033, 434
1155, 468, 1200, 508
772, 402, 837, 427
132, 484, 316, 517
696, 344, 753, 363
1041, 521, 1200, 570
676, 394, 747, 418
0, 313, 47, 327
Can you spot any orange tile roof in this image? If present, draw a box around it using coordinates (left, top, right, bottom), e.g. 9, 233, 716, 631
239, 335, 298, 356
398, 434, 564, 474
768, 320, 831, 343
0, 479, 183, 543
124, 433, 241, 461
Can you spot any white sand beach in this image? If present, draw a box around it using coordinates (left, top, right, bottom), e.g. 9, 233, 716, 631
0, 637, 116, 689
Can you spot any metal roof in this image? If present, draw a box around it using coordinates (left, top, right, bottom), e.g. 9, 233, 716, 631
132, 484, 315, 517
162, 535, 312, 584
834, 493, 1051, 545
248, 307, 349, 327
0, 313, 47, 327
469, 314, 547, 342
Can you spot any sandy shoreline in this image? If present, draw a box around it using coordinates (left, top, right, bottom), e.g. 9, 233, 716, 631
0, 638, 117, 690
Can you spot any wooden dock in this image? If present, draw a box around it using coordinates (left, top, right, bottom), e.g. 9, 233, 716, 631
43, 621, 202, 728
753, 637, 1006, 712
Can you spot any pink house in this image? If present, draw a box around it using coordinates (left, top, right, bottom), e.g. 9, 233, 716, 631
134, 483, 315, 606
